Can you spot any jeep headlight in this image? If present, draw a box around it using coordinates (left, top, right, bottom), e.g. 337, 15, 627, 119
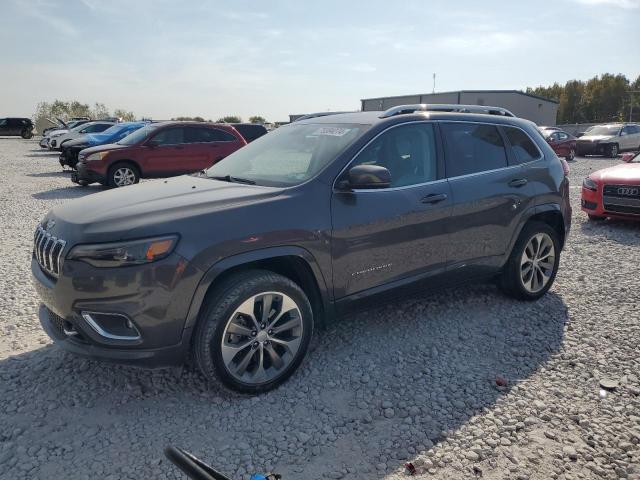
67, 235, 179, 267
86, 151, 109, 162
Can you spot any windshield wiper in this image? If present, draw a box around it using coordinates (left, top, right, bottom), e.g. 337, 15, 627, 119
209, 174, 256, 185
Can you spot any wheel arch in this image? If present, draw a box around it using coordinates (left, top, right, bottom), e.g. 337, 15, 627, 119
506, 204, 567, 261
108, 159, 143, 178
183, 247, 332, 338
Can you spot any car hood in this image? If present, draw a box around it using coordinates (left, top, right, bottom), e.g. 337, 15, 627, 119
65, 133, 113, 148
47, 129, 68, 137
79, 143, 132, 157
579, 135, 614, 142
47, 175, 282, 243
592, 162, 640, 183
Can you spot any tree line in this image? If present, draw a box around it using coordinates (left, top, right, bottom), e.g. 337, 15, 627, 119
527, 73, 640, 124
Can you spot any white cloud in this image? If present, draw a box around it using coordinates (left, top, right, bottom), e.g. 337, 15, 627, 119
571, 0, 640, 8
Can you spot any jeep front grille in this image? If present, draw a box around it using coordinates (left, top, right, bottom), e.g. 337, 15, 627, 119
33, 225, 66, 277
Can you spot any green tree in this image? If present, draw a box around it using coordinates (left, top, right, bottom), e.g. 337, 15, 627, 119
216, 115, 242, 123
113, 109, 137, 121
249, 115, 266, 124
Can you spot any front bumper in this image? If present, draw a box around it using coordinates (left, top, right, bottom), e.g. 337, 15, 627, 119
39, 137, 50, 148
32, 252, 204, 368
576, 141, 606, 156
581, 186, 640, 220
73, 162, 106, 185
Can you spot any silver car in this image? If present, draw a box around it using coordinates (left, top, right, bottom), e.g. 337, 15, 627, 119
576, 123, 640, 158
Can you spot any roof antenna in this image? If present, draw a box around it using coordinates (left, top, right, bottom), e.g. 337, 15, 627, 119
433, 73, 436, 94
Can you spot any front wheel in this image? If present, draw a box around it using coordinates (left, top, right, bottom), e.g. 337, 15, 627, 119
107, 162, 140, 188
192, 270, 314, 394
606, 143, 618, 158
499, 222, 560, 301
21, 129, 33, 139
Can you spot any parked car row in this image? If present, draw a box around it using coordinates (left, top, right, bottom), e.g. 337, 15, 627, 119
41, 120, 116, 150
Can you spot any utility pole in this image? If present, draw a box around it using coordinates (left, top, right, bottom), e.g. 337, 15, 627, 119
432, 73, 436, 94
629, 91, 640, 122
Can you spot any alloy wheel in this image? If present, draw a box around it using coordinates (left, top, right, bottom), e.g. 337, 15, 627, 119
113, 167, 136, 187
520, 233, 556, 293
220, 292, 303, 385
567, 149, 575, 161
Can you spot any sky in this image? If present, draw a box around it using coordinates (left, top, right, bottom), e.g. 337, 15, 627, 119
1, 0, 639, 122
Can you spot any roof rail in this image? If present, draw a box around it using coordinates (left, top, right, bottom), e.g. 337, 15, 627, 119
379, 104, 516, 119
293, 111, 353, 122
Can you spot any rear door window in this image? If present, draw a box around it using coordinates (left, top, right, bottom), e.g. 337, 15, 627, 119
150, 127, 184, 145
503, 126, 542, 164
185, 127, 237, 143
441, 122, 508, 177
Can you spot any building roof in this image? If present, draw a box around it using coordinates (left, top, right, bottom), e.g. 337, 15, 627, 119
361, 89, 559, 105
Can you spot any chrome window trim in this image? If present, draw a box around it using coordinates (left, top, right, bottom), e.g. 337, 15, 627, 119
333, 120, 440, 192
81, 311, 141, 341
333, 120, 546, 192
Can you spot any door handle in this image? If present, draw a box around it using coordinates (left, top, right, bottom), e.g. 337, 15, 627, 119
421, 193, 448, 204
508, 178, 528, 188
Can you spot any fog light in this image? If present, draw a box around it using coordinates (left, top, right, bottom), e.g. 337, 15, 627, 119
81, 311, 141, 340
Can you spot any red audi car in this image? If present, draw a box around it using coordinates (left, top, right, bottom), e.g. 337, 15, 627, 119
581, 151, 640, 220
541, 128, 577, 161
72, 122, 248, 187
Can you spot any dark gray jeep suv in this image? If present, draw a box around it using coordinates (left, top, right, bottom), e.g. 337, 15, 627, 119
32, 105, 571, 393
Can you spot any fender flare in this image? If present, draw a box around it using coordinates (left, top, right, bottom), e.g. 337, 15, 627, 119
504, 203, 564, 262
183, 246, 332, 332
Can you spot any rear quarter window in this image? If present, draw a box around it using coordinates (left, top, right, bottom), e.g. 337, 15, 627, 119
441, 122, 508, 177
503, 126, 542, 164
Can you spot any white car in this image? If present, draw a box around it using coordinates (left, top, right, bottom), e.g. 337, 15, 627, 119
47, 121, 115, 150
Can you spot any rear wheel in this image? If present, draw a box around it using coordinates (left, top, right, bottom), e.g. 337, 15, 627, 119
21, 129, 33, 139
565, 148, 576, 162
192, 270, 314, 394
606, 143, 618, 158
107, 162, 139, 188
499, 222, 560, 301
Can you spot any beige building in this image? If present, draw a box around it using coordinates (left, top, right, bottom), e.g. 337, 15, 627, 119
361, 90, 559, 126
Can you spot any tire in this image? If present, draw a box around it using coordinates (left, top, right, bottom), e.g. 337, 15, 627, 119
192, 270, 314, 394
107, 162, 140, 188
498, 221, 561, 301
588, 214, 605, 221
565, 148, 576, 162
605, 143, 618, 158
21, 129, 33, 139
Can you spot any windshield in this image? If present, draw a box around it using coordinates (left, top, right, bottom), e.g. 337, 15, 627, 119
585, 125, 621, 136
206, 123, 367, 187
117, 124, 158, 145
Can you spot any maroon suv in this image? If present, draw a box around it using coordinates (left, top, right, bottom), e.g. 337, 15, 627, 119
71, 122, 248, 187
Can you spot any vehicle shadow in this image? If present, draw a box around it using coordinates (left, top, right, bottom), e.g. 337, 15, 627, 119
31, 185, 106, 200
27, 171, 71, 178
24, 152, 61, 158
0, 284, 566, 479
580, 217, 640, 246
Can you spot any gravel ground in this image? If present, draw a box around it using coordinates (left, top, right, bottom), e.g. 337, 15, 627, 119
0, 137, 639, 480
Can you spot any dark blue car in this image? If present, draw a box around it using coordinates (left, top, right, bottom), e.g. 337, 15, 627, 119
59, 122, 148, 169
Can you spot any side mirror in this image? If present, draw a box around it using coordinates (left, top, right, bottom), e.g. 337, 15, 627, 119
341, 164, 391, 190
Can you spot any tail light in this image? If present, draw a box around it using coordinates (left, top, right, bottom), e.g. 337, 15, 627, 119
559, 157, 570, 176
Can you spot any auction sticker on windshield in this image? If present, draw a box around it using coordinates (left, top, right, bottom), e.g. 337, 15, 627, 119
312, 127, 352, 137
